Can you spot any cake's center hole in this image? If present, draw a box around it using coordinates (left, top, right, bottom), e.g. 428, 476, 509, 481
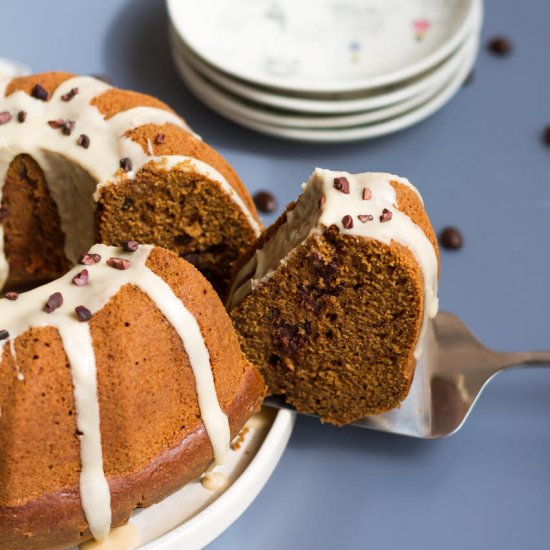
1, 152, 97, 291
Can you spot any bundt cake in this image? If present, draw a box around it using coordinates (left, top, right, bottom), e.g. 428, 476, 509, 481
227, 168, 439, 425
0, 72, 262, 297
0, 243, 265, 549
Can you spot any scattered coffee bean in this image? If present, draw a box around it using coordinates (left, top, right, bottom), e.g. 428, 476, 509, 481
362, 187, 372, 200
154, 133, 166, 145
107, 257, 131, 270
61, 87, 79, 102
72, 269, 89, 287
0, 329, 9, 340
253, 190, 277, 213
122, 240, 139, 252
379, 208, 393, 223
75, 305, 92, 322
62, 120, 76, 136
120, 157, 132, 172
439, 226, 464, 250
542, 126, 550, 146
358, 214, 374, 223
4, 291, 19, 301
333, 176, 350, 194
77, 134, 90, 149
0, 112, 12, 125
17, 110, 27, 123
48, 119, 64, 129
488, 36, 512, 56
44, 292, 63, 313
342, 214, 354, 229
78, 253, 101, 265
31, 83, 49, 101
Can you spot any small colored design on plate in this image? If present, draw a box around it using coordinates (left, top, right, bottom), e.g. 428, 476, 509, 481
349, 40, 361, 63
413, 19, 431, 41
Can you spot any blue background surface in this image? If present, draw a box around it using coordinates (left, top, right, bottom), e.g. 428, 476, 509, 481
1, 1, 548, 548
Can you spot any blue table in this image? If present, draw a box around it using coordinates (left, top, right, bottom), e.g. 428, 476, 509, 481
1, 1, 548, 548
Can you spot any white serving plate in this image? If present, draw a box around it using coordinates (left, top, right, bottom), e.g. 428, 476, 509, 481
167, 0, 478, 94
171, 31, 474, 130
169, 21, 469, 115
0, 56, 30, 78
174, 33, 478, 143
75, 408, 296, 550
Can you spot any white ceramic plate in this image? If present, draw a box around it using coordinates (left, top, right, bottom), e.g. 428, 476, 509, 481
167, 0, 478, 94
0, 56, 30, 78
169, 21, 469, 115
73, 408, 295, 550
174, 33, 478, 142
171, 31, 474, 130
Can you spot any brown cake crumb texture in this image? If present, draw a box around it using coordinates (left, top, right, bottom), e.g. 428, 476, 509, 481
0, 73, 261, 296
230, 181, 439, 425
0, 247, 265, 550
1, 154, 71, 289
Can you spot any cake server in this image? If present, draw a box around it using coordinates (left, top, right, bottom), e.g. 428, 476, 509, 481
264, 311, 550, 438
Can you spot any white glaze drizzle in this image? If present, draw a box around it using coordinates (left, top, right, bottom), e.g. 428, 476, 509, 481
0, 244, 229, 541
227, 168, 439, 359
0, 75, 260, 288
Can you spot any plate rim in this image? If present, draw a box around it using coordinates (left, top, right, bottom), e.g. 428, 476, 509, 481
167, 0, 480, 94
171, 31, 475, 129
139, 409, 296, 550
169, 22, 469, 115
174, 31, 479, 143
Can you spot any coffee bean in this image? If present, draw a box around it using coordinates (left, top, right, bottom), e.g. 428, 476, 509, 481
78, 253, 101, 265
333, 177, 350, 194
0, 112, 12, 125
75, 306, 92, 322
122, 240, 139, 252
72, 269, 89, 287
31, 83, 49, 101
253, 190, 277, 213
439, 226, 464, 250
542, 126, 550, 146
119, 157, 132, 173
379, 209, 393, 223
44, 292, 63, 313
77, 134, 90, 148
488, 36, 512, 56
107, 257, 131, 270
342, 215, 354, 229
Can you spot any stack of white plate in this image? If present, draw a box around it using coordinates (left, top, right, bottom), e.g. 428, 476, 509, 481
167, 0, 483, 143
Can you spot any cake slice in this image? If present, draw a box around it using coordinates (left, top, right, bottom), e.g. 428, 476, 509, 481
227, 169, 439, 425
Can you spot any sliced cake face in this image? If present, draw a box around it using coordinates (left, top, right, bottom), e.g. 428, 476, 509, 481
0, 244, 264, 549
228, 169, 439, 425
0, 72, 261, 296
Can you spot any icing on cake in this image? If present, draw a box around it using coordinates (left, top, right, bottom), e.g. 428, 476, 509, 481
227, 168, 439, 358
0, 76, 261, 288
0, 243, 229, 541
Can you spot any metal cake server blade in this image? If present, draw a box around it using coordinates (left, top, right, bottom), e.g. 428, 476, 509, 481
264, 311, 550, 438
